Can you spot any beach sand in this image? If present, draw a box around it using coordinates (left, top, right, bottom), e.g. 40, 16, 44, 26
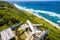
28, 11, 60, 29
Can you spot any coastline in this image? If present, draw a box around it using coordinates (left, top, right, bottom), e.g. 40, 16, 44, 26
27, 11, 60, 29
33, 13, 60, 29
14, 4, 60, 29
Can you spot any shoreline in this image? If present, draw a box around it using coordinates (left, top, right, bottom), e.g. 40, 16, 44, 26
33, 13, 60, 29
14, 4, 60, 29
27, 11, 60, 29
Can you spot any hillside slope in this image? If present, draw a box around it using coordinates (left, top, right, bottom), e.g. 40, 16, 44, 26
0, 1, 60, 40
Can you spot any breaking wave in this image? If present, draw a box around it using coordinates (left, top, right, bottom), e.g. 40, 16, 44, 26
57, 21, 60, 23
14, 4, 60, 25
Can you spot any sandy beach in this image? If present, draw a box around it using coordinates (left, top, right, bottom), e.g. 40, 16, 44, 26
26, 10, 60, 29
14, 4, 60, 29
33, 13, 60, 29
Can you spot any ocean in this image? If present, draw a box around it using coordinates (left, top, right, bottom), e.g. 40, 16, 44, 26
10, 1, 60, 26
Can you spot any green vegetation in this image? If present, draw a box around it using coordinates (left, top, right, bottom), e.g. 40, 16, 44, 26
0, 1, 60, 40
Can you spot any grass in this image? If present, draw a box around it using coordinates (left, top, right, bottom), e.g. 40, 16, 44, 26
0, 1, 60, 40
17, 11, 60, 40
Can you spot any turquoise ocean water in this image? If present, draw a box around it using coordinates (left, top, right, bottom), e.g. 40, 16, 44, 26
10, 1, 60, 26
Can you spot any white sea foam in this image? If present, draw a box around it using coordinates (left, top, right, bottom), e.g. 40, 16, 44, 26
57, 21, 60, 23
25, 9, 60, 19
36, 10, 60, 19
14, 4, 60, 18
14, 4, 60, 29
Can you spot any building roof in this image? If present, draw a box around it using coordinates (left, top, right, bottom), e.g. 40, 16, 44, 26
0, 28, 15, 40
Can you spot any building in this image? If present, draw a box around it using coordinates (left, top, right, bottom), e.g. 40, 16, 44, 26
0, 28, 15, 40
0, 22, 22, 40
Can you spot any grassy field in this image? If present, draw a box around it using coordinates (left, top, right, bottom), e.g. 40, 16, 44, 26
18, 11, 60, 40
0, 1, 60, 40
